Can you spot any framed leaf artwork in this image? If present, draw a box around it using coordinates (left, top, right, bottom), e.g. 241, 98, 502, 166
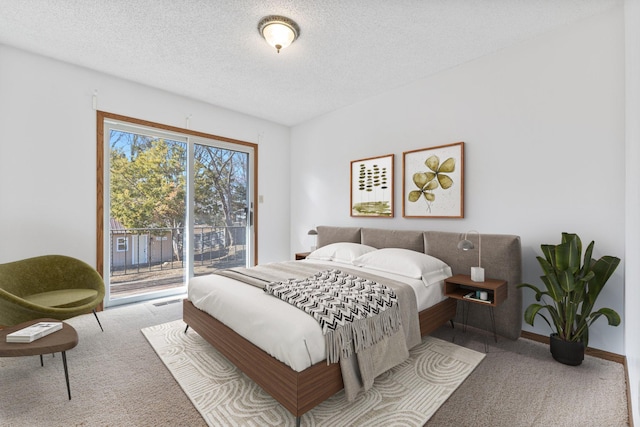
350, 154, 394, 217
402, 142, 464, 218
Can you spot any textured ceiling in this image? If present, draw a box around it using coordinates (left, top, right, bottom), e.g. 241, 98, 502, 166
0, 0, 620, 126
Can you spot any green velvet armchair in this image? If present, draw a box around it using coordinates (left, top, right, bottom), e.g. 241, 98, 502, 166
0, 255, 105, 329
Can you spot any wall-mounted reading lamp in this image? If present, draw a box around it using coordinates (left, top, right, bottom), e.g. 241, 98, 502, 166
307, 228, 318, 251
458, 230, 484, 282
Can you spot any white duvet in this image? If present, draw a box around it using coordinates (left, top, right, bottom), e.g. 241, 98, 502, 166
187, 259, 447, 372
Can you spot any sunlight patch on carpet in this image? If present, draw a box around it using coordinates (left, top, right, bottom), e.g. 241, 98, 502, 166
142, 320, 484, 427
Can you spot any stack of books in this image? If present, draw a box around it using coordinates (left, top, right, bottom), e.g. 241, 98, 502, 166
6, 321, 63, 343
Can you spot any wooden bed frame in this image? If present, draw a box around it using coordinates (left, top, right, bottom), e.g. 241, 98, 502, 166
183, 297, 456, 418
182, 226, 522, 423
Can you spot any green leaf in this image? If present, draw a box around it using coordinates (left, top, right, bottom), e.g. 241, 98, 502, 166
438, 157, 455, 173
408, 191, 422, 202
437, 174, 454, 189
523, 303, 548, 327
581, 240, 595, 278
517, 283, 547, 301
425, 155, 440, 172
554, 239, 580, 273
412, 172, 428, 189
557, 269, 576, 293
589, 308, 621, 327
537, 257, 563, 301
540, 244, 556, 265
424, 180, 439, 191
586, 256, 620, 305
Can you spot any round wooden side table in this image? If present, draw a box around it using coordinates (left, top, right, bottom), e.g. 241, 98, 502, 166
0, 318, 79, 399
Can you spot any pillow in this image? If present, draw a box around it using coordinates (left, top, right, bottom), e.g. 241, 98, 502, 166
352, 247, 452, 287
307, 242, 377, 264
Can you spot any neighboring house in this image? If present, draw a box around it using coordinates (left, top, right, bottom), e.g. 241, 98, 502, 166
109, 218, 246, 269
109, 218, 174, 270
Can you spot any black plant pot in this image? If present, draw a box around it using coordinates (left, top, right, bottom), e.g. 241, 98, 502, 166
549, 333, 585, 366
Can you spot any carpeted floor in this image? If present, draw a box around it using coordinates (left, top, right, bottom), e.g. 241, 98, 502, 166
142, 320, 485, 426
427, 326, 629, 426
0, 298, 206, 427
0, 297, 629, 426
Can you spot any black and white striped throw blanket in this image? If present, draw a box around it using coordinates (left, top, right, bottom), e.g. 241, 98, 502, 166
264, 269, 402, 364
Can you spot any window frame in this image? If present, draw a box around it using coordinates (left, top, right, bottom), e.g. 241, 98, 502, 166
96, 111, 259, 307
115, 237, 128, 252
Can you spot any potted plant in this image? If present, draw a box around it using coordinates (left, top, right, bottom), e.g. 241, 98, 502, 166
517, 232, 621, 365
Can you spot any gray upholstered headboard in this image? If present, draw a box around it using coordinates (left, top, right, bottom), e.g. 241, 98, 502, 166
315, 226, 522, 340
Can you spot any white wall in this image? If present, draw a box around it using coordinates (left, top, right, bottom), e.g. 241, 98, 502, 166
291, 6, 626, 354
0, 45, 291, 266
624, 0, 640, 423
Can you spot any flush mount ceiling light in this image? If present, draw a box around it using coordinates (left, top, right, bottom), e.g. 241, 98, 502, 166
258, 15, 300, 53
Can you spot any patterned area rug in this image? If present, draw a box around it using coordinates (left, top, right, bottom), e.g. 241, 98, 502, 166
142, 320, 484, 427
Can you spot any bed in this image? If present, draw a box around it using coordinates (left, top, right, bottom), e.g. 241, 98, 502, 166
183, 226, 522, 424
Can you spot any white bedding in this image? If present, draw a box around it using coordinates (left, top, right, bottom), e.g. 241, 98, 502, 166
187, 259, 447, 372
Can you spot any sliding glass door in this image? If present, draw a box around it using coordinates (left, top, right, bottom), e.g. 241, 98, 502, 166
192, 142, 250, 276
101, 116, 254, 307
